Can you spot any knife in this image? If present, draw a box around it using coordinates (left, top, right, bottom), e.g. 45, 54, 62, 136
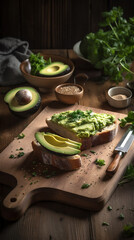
106, 128, 134, 176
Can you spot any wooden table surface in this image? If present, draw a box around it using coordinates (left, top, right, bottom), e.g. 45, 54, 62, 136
0, 49, 134, 240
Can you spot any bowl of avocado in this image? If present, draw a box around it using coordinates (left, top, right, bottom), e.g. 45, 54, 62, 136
20, 53, 75, 92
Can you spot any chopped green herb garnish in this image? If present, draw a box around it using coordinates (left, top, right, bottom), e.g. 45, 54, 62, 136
95, 159, 105, 166
123, 224, 134, 237
81, 153, 88, 157
9, 154, 15, 158
81, 183, 91, 189
90, 150, 96, 154
107, 205, 112, 211
17, 152, 24, 158
102, 222, 109, 226
32, 172, 37, 177
17, 133, 25, 139
119, 213, 125, 220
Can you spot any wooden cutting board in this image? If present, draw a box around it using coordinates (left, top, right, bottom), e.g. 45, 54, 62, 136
0, 103, 133, 221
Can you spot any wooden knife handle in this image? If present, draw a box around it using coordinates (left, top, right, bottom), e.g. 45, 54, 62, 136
106, 152, 123, 177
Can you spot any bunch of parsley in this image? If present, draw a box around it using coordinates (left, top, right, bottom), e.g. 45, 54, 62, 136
80, 7, 134, 83
29, 53, 51, 76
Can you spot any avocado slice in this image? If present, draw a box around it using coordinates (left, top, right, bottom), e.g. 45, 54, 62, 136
45, 132, 81, 148
39, 62, 70, 77
35, 132, 81, 155
4, 86, 41, 118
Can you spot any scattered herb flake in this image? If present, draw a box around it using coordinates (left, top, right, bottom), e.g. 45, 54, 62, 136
17, 152, 24, 158
81, 153, 88, 157
81, 183, 91, 189
90, 150, 96, 154
102, 222, 109, 226
9, 154, 15, 158
95, 159, 105, 166
17, 133, 25, 139
119, 213, 125, 220
107, 205, 112, 211
32, 172, 37, 177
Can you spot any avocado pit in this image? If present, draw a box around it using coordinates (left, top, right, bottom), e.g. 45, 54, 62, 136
15, 89, 32, 105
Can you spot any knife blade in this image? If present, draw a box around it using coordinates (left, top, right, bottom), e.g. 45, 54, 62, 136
106, 128, 134, 176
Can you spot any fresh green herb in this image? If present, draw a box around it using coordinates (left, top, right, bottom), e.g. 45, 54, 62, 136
80, 7, 134, 84
107, 205, 112, 211
119, 164, 134, 185
95, 159, 105, 166
17, 152, 24, 158
32, 172, 37, 177
90, 150, 96, 154
81, 153, 88, 157
17, 133, 25, 139
29, 53, 51, 76
81, 183, 91, 189
119, 213, 125, 220
119, 111, 134, 130
9, 154, 15, 158
123, 224, 134, 237
102, 222, 109, 226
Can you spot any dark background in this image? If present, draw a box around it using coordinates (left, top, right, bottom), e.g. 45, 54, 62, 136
0, 0, 134, 49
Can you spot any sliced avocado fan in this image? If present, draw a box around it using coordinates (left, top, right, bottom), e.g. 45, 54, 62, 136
35, 132, 81, 155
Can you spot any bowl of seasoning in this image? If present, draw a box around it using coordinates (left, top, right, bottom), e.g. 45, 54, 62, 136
55, 83, 84, 104
107, 86, 132, 108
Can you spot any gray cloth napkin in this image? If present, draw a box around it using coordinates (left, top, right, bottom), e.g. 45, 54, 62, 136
0, 37, 32, 86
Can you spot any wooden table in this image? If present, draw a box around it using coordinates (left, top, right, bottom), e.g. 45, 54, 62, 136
0, 50, 134, 240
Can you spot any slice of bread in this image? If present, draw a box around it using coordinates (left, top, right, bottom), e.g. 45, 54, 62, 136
46, 114, 118, 150
32, 141, 82, 171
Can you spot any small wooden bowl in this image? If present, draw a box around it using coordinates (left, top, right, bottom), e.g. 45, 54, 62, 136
20, 54, 75, 92
55, 83, 84, 104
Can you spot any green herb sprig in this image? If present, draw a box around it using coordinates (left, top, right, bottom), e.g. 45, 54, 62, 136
80, 7, 134, 84
95, 159, 105, 166
119, 164, 134, 185
29, 53, 51, 76
119, 111, 134, 130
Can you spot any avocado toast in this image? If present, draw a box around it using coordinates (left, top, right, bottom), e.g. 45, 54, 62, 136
46, 109, 118, 150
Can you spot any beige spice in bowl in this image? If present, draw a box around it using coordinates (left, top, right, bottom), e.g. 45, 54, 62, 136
55, 83, 84, 104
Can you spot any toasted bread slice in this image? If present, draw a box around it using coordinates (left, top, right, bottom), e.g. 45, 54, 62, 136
32, 141, 82, 171
46, 118, 118, 150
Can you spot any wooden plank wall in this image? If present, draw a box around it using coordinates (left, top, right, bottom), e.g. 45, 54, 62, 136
0, 0, 134, 49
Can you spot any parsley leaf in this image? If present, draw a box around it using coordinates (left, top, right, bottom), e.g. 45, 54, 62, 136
95, 159, 105, 166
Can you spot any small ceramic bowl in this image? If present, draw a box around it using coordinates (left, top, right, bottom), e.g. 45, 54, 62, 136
55, 83, 84, 104
20, 54, 75, 92
107, 86, 132, 108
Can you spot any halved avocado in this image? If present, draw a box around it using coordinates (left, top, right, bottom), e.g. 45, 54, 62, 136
4, 86, 41, 118
35, 132, 81, 155
39, 62, 70, 77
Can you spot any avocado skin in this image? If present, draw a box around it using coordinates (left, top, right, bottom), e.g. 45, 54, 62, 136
4, 87, 41, 118
9, 97, 41, 118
